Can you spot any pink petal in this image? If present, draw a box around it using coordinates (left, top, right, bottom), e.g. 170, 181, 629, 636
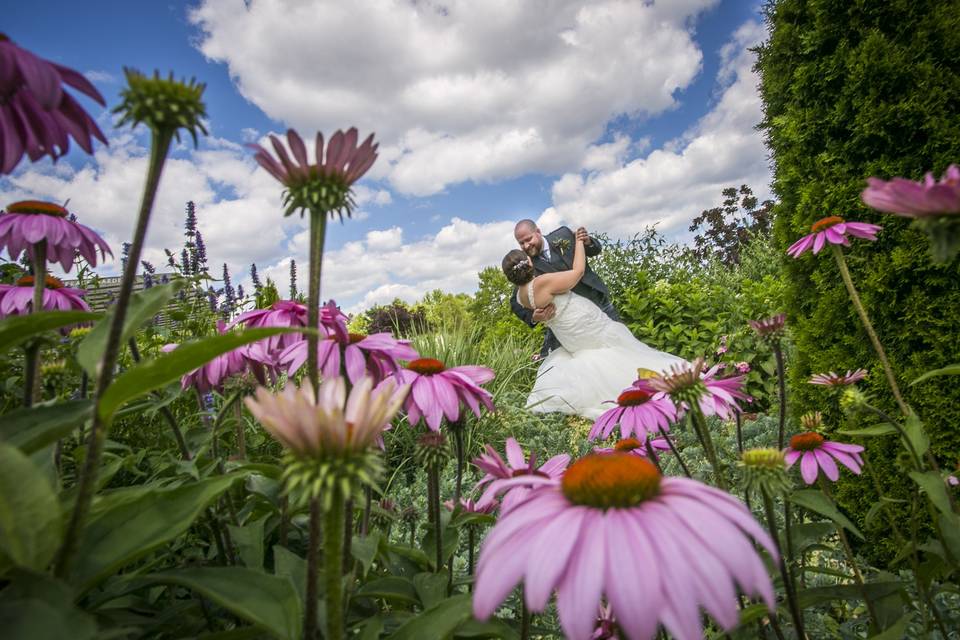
800, 451, 820, 484
555, 511, 606, 640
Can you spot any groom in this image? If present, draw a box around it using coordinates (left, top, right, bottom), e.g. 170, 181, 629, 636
509, 219, 618, 359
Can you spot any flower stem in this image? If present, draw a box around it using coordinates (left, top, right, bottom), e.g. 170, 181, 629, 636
817, 479, 880, 631
323, 492, 345, 640
24, 241, 47, 407
644, 439, 663, 473
830, 245, 909, 416
735, 411, 744, 455
772, 341, 787, 449
468, 526, 475, 585
760, 488, 806, 639
691, 409, 727, 489
520, 587, 531, 640
430, 466, 443, 573
306, 209, 327, 396
658, 425, 692, 478
452, 420, 465, 504
54, 128, 175, 579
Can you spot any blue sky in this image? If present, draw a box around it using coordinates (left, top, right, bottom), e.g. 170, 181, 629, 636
2, 0, 772, 312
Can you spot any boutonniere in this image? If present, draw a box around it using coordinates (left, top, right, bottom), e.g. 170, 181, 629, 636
554, 238, 570, 256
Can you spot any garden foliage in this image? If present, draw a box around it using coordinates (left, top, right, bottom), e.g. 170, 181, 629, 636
756, 0, 960, 557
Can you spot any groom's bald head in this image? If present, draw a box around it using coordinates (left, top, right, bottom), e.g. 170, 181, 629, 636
515, 219, 544, 257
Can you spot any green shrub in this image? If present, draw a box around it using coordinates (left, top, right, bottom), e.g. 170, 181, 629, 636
756, 0, 960, 560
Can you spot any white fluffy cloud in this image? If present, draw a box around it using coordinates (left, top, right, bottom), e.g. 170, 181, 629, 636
259, 216, 516, 314
190, 0, 717, 195
539, 20, 772, 238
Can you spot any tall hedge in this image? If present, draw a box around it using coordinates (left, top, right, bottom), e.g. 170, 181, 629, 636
756, 0, 960, 560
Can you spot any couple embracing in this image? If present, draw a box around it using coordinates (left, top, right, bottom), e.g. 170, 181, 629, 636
502, 220, 684, 419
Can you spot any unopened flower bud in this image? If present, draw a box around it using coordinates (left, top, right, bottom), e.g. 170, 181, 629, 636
840, 386, 870, 414
415, 431, 450, 470
739, 448, 792, 495
800, 411, 823, 431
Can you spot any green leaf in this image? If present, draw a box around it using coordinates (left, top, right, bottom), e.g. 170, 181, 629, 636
386, 594, 473, 640
272, 545, 308, 606
145, 567, 301, 640
413, 571, 449, 609
351, 532, 381, 578
98, 327, 306, 420
911, 364, 960, 385
0, 400, 92, 454
76, 282, 181, 376
0, 311, 101, 354
355, 576, 418, 606
0, 443, 62, 571
228, 517, 265, 570
902, 412, 929, 460
909, 471, 954, 517
454, 618, 520, 639
737, 603, 771, 627
785, 522, 834, 552
838, 424, 897, 437
70, 473, 246, 590
796, 581, 904, 609
0, 571, 97, 640
939, 513, 960, 562
355, 616, 385, 640
867, 613, 912, 640
789, 490, 863, 539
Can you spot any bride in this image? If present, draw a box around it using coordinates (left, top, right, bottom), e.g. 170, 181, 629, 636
502, 228, 685, 419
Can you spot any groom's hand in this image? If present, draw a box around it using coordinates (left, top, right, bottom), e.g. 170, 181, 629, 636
532, 304, 556, 324
576, 226, 591, 245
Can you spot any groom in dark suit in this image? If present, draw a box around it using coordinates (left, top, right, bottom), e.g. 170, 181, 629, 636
510, 219, 619, 359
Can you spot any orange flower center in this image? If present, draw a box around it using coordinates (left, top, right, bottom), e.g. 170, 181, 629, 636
562, 453, 661, 509
811, 216, 844, 232
407, 357, 445, 375
790, 431, 825, 451
617, 388, 652, 406
6, 200, 69, 217
614, 437, 643, 452
16, 274, 64, 289
348, 332, 366, 344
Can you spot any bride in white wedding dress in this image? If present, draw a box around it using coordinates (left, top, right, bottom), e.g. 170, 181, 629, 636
502, 228, 685, 420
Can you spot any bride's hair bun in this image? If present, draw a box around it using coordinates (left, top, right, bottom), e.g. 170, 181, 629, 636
502, 249, 534, 285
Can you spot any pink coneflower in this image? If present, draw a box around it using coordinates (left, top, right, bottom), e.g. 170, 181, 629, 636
0, 201, 112, 271
650, 358, 749, 420
0, 274, 90, 320
167, 321, 248, 393
444, 497, 497, 515
785, 432, 864, 485
588, 381, 677, 442
473, 437, 569, 513
473, 453, 777, 640
786, 216, 882, 258
748, 313, 786, 339
397, 357, 494, 431
592, 603, 618, 639
250, 128, 378, 219
861, 165, 960, 217
279, 301, 418, 383
593, 436, 671, 458
230, 299, 308, 356
809, 368, 868, 386
244, 375, 408, 459
0, 34, 107, 173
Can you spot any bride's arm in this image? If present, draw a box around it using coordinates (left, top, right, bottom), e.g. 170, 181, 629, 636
537, 230, 586, 299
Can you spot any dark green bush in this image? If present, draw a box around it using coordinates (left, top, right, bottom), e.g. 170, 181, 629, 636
756, 0, 960, 560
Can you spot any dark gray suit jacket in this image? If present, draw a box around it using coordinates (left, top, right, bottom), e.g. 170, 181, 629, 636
510, 226, 617, 358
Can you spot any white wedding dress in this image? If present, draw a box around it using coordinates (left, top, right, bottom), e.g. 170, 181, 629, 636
523, 283, 685, 420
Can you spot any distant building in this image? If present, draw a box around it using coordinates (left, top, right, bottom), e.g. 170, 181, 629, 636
63, 272, 185, 328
